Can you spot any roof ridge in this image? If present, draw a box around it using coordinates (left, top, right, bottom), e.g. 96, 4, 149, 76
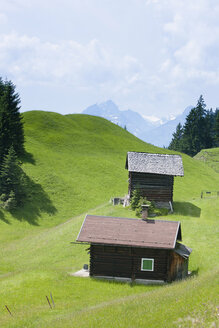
127, 151, 182, 157
86, 214, 181, 224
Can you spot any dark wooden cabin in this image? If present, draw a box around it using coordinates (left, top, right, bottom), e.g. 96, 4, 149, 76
77, 215, 192, 283
125, 152, 184, 207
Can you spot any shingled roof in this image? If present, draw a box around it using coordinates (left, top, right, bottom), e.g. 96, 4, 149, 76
125, 152, 184, 176
77, 215, 182, 249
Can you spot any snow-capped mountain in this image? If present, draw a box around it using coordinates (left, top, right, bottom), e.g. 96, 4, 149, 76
83, 100, 158, 137
141, 106, 193, 147
82, 100, 193, 148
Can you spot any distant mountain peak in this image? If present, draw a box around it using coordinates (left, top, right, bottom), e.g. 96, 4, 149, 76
83, 100, 155, 136
104, 99, 116, 106
82, 100, 194, 147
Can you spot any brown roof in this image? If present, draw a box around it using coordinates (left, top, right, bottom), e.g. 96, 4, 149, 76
77, 215, 182, 249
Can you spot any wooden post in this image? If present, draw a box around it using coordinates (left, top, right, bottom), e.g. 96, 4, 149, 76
5, 305, 13, 316
50, 292, 55, 308
46, 296, 52, 309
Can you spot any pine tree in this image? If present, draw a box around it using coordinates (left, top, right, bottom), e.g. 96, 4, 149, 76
204, 109, 214, 149
168, 123, 183, 152
0, 146, 25, 209
130, 189, 141, 210
0, 80, 25, 163
170, 97, 218, 154
0, 77, 4, 96
182, 95, 208, 156
214, 111, 219, 146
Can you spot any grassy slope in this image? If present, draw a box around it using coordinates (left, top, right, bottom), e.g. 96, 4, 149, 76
1, 110, 218, 227
194, 147, 219, 173
0, 111, 219, 327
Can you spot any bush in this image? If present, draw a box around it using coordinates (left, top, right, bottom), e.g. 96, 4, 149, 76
135, 196, 153, 217
130, 189, 169, 217
130, 189, 141, 210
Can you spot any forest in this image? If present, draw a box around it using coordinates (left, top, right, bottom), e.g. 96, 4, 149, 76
168, 95, 219, 156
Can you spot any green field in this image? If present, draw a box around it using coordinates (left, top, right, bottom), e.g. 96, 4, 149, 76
195, 147, 219, 173
0, 111, 219, 327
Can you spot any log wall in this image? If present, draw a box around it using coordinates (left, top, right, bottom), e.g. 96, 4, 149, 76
167, 251, 188, 281
90, 244, 169, 281
129, 172, 174, 202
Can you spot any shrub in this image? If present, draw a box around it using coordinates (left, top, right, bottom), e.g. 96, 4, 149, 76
135, 196, 153, 217
130, 189, 141, 210
130, 190, 169, 217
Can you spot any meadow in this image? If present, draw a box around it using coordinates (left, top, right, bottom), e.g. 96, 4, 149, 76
195, 147, 219, 173
0, 111, 218, 327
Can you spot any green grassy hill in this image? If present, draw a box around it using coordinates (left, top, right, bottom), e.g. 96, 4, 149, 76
2, 110, 219, 227
194, 147, 219, 173
0, 111, 219, 327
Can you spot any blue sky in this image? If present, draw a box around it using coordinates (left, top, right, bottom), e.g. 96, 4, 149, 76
0, 0, 219, 118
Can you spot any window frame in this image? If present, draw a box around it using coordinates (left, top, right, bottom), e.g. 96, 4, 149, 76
141, 258, 154, 271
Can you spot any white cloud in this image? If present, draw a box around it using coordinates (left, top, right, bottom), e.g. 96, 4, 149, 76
0, 0, 35, 10
144, 0, 219, 109
1, 0, 219, 116
0, 33, 142, 92
0, 12, 7, 25
162, 1, 219, 72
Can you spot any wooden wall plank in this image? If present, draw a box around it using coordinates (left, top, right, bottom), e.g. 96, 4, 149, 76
129, 172, 174, 202
90, 244, 169, 281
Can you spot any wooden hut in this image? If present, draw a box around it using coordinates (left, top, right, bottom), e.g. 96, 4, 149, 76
125, 152, 184, 208
76, 215, 192, 283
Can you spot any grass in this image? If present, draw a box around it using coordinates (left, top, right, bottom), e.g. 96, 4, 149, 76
194, 147, 219, 173
0, 199, 218, 327
0, 111, 219, 327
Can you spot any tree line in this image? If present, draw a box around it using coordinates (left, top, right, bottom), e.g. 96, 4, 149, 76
0, 78, 25, 210
168, 95, 219, 156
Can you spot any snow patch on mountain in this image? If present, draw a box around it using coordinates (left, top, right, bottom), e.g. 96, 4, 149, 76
82, 100, 193, 147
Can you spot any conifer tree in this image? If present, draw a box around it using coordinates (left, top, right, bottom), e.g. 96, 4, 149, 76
214, 111, 219, 146
0, 146, 25, 209
0, 77, 4, 96
204, 109, 214, 149
0, 80, 25, 163
168, 96, 218, 155
130, 188, 141, 210
168, 123, 183, 152
182, 95, 208, 156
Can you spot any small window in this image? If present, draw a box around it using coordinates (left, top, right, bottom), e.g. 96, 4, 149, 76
141, 258, 154, 271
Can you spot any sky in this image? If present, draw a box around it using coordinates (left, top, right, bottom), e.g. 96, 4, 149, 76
0, 0, 219, 118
